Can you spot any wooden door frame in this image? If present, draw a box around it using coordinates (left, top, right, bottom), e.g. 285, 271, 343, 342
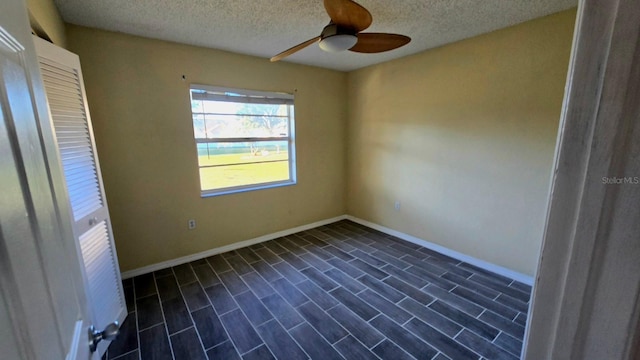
524, 0, 640, 358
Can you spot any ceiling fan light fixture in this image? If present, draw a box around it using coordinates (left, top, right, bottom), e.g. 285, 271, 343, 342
270, 2, 411, 62
319, 34, 358, 52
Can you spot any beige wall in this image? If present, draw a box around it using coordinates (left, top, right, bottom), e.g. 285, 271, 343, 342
346, 10, 576, 275
66, 9, 574, 275
27, 0, 66, 47
66, 26, 348, 272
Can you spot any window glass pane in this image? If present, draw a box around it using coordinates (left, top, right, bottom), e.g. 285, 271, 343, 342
196, 99, 240, 115
193, 114, 205, 138
198, 100, 286, 117
191, 98, 203, 113
199, 161, 290, 191
191, 97, 290, 139
197, 114, 288, 139
204, 114, 225, 138
197, 141, 289, 168
196, 142, 209, 157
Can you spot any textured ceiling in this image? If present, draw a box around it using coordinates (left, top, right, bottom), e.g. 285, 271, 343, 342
54, 0, 577, 71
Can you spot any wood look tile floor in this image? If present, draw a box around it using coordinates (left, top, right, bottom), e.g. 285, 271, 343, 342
105, 220, 531, 360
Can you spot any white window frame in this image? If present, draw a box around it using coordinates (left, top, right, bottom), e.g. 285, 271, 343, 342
189, 84, 297, 197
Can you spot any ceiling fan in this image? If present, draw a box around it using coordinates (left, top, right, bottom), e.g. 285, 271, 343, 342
270, 0, 411, 62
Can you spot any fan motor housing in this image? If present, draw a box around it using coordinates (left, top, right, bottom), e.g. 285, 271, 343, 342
321, 23, 357, 39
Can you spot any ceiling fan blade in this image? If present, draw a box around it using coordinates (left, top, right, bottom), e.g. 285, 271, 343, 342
323, 0, 373, 32
349, 33, 411, 53
270, 36, 321, 62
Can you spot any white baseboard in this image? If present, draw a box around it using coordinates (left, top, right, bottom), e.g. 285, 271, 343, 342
121, 215, 347, 279
122, 213, 533, 286
345, 215, 534, 285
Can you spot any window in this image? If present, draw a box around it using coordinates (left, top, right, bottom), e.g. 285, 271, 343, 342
189, 85, 296, 196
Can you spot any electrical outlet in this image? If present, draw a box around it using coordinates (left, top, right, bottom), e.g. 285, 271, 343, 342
188, 219, 196, 230
394, 201, 401, 210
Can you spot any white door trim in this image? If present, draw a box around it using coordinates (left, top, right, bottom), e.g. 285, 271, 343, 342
66, 321, 84, 360
524, 0, 640, 358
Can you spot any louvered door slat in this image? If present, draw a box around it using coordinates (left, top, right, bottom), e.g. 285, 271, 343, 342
54, 126, 87, 133
55, 125, 87, 132
44, 89, 82, 100
63, 168, 95, 181
59, 149, 92, 158
63, 160, 95, 172
56, 134, 90, 142
56, 130, 88, 138
79, 221, 122, 328
53, 120, 84, 128
39, 71, 78, 87
50, 109, 87, 117
56, 133, 89, 140
40, 74, 79, 89
65, 172, 98, 188
58, 143, 91, 152
40, 57, 75, 73
40, 57, 103, 221
56, 124, 87, 129
61, 157, 95, 170
58, 144, 92, 153
60, 159, 93, 169
47, 98, 84, 108
47, 97, 83, 107
41, 83, 82, 99
63, 165, 96, 178
67, 184, 101, 202
68, 191, 102, 211
66, 183, 100, 201
56, 137, 91, 145
51, 115, 86, 122
47, 98, 84, 109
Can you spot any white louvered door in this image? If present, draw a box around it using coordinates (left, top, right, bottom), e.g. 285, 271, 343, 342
33, 37, 126, 357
